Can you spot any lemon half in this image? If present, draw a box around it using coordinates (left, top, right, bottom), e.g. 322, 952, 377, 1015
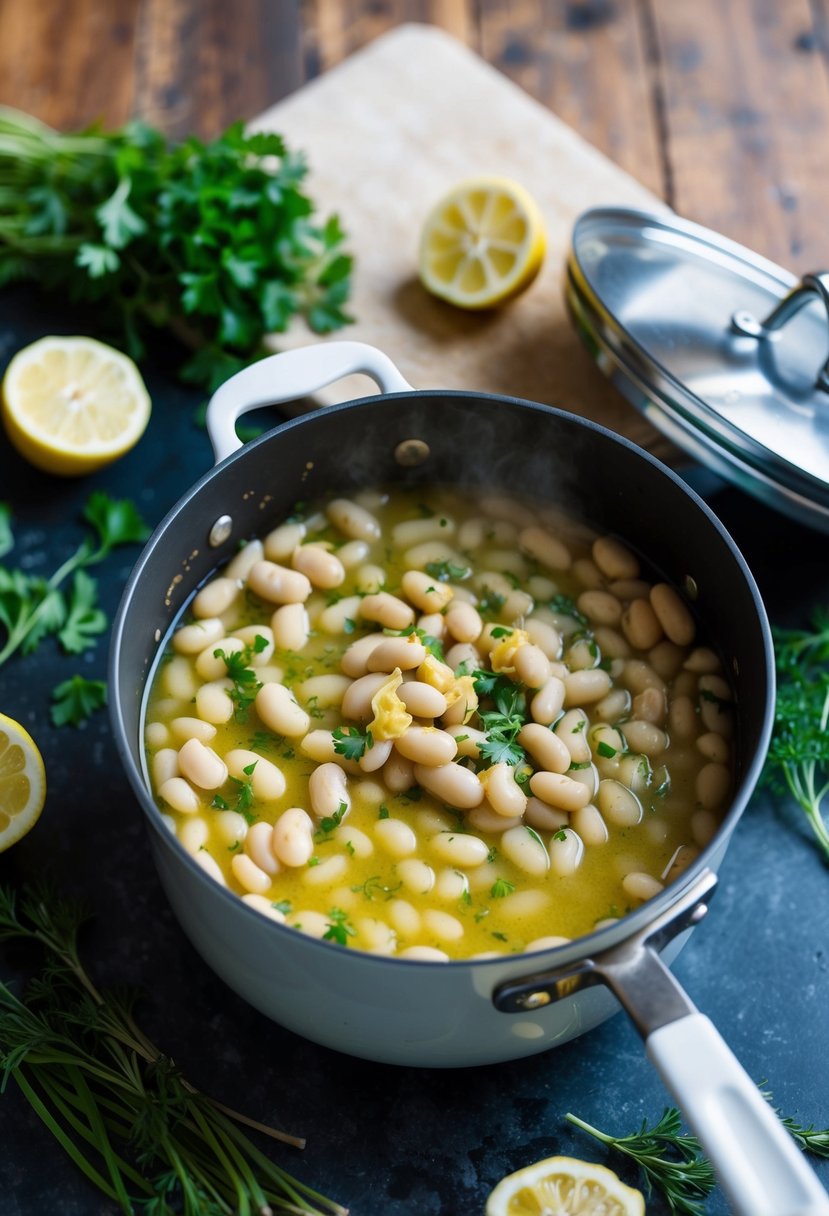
485, 1155, 645, 1216
418, 176, 546, 309
0, 714, 46, 852
1, 335, 151, 476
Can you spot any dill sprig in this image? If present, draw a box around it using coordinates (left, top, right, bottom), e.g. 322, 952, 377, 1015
565, 1107, 716, 1216
764, 607, 829, 861
0, 882, 348, 1216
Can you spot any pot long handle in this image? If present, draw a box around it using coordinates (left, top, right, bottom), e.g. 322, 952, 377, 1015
493, 871, 829, 1216
647, 1011, 829, 1216
206, 341, 413, 464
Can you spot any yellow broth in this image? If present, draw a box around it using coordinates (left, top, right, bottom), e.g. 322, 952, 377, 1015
143, 485, 734, 960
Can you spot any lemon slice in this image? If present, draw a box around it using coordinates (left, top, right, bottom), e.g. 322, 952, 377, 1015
1, 335, 151, 475
0, 713, 46, 852
419, 176, 546, 309
485, 1155, 645, 1216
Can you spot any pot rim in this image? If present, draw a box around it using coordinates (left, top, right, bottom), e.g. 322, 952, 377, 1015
109, 387, 775, 976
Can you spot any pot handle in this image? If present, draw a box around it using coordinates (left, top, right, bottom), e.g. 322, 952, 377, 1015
493, 870, 829, 1216
205, 341, 414, 464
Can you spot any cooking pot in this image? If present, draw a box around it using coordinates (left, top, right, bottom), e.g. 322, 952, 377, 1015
110, 340, 829, 1216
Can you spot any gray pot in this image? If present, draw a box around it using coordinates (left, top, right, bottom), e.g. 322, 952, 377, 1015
110, 341, 828, 1216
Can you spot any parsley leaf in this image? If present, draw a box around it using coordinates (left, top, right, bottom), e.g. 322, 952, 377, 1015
424, 559, 471, 582
323, 907, 356, 946
50, 675, 108, 727
58, 571, 107, 654
332, 725, 373, 761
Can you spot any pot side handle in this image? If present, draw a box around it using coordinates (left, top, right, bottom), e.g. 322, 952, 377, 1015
647, 1012, 829, 1216
206, 341, 414, 464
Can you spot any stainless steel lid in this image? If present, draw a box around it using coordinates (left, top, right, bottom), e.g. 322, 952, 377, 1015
566, 206, 829, 532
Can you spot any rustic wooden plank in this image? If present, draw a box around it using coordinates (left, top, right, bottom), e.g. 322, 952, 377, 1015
0, 0, 141, 129
649, 0, 829, 270
478, 0, 665, 197
300, 0, 480, 78
134, 0, 303, 139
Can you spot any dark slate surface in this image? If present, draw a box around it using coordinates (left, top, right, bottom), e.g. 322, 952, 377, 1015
1, 286, 828, 1215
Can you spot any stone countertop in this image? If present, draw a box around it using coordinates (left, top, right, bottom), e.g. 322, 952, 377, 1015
0, 286, 828, 1216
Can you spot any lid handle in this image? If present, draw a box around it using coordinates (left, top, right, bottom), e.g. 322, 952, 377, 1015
731, 271, 829, 392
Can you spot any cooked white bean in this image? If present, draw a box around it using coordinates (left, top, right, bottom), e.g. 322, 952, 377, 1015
622, 598, 663, 650
225, 749, 286, 801
195, 680, 234, 725
162, 655, 199, 700
633, 686, 667, 724
352, 564, 385, 594
512, 644, 550, 689
372, 817, 416, 857
244, 822, 280, 876
194, 637, 244, 682
444, 600, 483, 644
422, 909, 464, 942
332, 823, 373, 858
479, 762, 528, 818
193, 577, 240, 619
341, 632, 386, 677
194, 851, 227, 886
684, 646, 721, 674
313, 594, 360, 635
401, 569, 454, 613
501, 825, 550, 875
255, 683, 310, 737
173, 617, 225, 655
669, 695, 698, 740
529, 771, 591, 812
225, 538, 264, 581
299, 730, 361, 774
571, 803, 608, 846
414, 761, 484, 809
247, 560, 311, 605
577, 589, 622, 626
232, 625, 275, 665
367, 637, 426, 672
433, 868, 469, 902
397, 858, 436, 894
519, 526, 571, 571
404, 541, 466, 571
524, 796, 569, 832
393, 516, 457, 547
397, 681, 447, 718
445, 642, 482, 671
696, 762, 731, 810
333, 539, 368, 569
271, 603, 309, 651
296, 674, 351, 710
445, 724, 486, 759
649, 640, 685, 680
382, 750, 416, 793
396, 726, 457, 767
597, 779, 643, 826
178, 738, 227, 790
290, 545, 345, 590
151, 748, 179, 786
359, 738, 393, 773
359, 592, 414, 630
263, 521, 305, 561
530, 676, 566, 726
554, 709, 591, 763
621, 720, 668, 757
304, 855, 349, 886
622, 871, 664, 902
169, 716, 217, 744
398, 945, 449, 961
308, 762, 350, 821
691, 808, 719, 846
518, 722, 570, 774
326, 497, 381, 541
595, 687, 632, 722
288, 910, 329, 939
617, 754, 653, 795
159, 776, 201, 815
466, 806, 523, 833
178, 816, 209, 854
548, 828, 584, 877
593, 536, 640, 580
341, 672, 389, 721
622, 659, 665, 695
272, 807, 314, 866
650, 583, 696, 646
563, 668, 612, 706
145, 722, 169, 748
696, 732, 729, 763
389, 899, 421, 938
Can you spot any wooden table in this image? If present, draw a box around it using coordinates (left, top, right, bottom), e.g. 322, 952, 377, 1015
2, 0, 828, 274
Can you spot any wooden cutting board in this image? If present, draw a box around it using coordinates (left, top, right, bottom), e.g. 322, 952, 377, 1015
251, 24, 675, 460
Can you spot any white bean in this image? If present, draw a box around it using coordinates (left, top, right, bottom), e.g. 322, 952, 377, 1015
297, 674, 351, 709
255, 683, 310, 737
272, 807, 314, 866
309, 763, 350, 821
621, 720, 668, 757
397, 859, 436, 894
429, 831, 490, 867
341, 632, 387, 677
163, 655, 199, 700
193, 577, 240, 619
650, 583, 696, 646
316, 594, 363, 635
563, 668, 612, 706
241, 893, 286, 923
374, 817, 417, 857
481, 762, 528, 818
501, 825, 550, 875
299, 730, 361, 774
152, 748, 179, 786
513, 644, 551, 689
367, 637, 426, 672
195, 680, 235, 725
225, 538, 264, 580
530, 676, 566, 726
214, 810, 248, 846
696, 762, 731, 810
398, 681, 447, 718
177, 738, 227, 790
466, 806, 523, 833
333, 823, 373, 858
524, 796, 569, 831
292, 545, 345, 589
549, 827, 585, 876
414, 761, 484, 809
596, 779, 643, 826
173, 617, 225, 655
337, 539, 370, 569
304, 855, 348, 886
622, 871, 664, 902
529, 771, 591, 812
158, 776, 201, 815
396, 726, 457, 766
271, 603, 310, 651
194, 851, 227, 886
263, 520, 305, 561
554, 709, 591, 763
401, 569, 454, 613
571, 803, 608, 846
247, 560, 311, 605
326, 498, 381, 541
593, 536, 640, 580
359, 592, 415, 630
519, 525, 571, 571
445, 600, 483, 644
169, 716, 217, 744
145, 722, 169, 749
341, 672, 389, 721
622, 598, 664, 650
178, 816, 209, 854
244, 822, 281, 876
422, 909, 464, 942
194, 637, 244, 682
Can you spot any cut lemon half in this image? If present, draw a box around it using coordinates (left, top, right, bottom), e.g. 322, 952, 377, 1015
0, 713, 46, 852
1, 335, 151, 476
419, 176, 546, 309
485, 1155, 645, 1216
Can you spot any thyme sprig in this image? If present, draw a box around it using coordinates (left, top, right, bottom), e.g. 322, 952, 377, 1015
0, 883, 347, 1215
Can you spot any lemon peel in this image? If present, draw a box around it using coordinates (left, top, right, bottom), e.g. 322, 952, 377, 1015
0, 713, 46, 852
485, 1154, 645, 1216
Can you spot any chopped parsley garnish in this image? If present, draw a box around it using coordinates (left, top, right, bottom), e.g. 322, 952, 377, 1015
323, 907, 356, 946
490, 626, 513, 639
213, 634, 268, 722
477, 588, 507, 617
384, 624, 444, 660
272, 899, 292, 915
597, 741, 618, 758
490, 878, 515, 899
424, 559, 471, 582
472, 670, 528, 767
552, 828, 568, 842
316, 801, 348, 837
332, 725, 373, 761
548, 594, 589, 627
351, 876, 402, 901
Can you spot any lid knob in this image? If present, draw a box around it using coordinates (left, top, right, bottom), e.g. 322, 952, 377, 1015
731, 271, 829, 393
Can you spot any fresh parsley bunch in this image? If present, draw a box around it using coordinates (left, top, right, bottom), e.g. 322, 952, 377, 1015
0, 107, 353, 392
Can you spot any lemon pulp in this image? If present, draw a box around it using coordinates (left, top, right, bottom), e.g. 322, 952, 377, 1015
485, 1155, 645, 1216
0, 713, 46, 851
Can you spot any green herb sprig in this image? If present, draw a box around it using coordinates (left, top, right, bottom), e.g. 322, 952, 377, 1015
0, 883, 347, 1215
764, 609, 829, 861
0, 107, 353, 392
214, 634, 268, 723
50, 675, 108, 727
472, 670, 528, 767
0, 493, 149, 672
